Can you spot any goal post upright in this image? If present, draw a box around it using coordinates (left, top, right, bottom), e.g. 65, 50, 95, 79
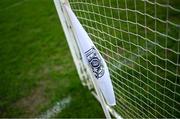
53, 0, 117, 118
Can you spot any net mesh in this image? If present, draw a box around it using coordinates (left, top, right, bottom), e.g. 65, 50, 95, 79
68, 0, 180, 118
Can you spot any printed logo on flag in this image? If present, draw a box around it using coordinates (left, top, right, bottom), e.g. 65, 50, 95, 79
85, 47, 105, 79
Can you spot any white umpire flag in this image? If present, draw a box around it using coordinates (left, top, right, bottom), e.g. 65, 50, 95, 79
64, 4, 116, 106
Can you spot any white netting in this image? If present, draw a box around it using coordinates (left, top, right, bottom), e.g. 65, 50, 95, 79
68, 0, 180, 118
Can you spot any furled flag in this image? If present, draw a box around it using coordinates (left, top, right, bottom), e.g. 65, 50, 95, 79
64, 4, 116, 106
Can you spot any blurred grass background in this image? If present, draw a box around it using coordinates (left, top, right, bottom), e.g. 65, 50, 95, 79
0, 0, 104, 117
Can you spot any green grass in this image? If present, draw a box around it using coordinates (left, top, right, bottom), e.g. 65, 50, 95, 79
70, 0, 180, 118
0, 0, 104, 117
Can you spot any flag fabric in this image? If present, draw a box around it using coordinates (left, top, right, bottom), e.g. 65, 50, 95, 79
64, 4, 116, 106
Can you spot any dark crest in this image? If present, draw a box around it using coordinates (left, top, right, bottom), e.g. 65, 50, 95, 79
85, 47, 104, 79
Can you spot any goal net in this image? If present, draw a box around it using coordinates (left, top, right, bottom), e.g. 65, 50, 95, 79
55, 0, 180, 118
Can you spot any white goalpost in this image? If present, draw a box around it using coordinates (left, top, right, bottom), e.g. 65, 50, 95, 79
53, 0, 118, 118
54, 0, 180, 118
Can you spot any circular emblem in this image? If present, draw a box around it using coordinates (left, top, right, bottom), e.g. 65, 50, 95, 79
90, 57, 100, 67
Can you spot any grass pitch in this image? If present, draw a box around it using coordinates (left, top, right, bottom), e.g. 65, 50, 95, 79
0, 0, 104, 117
